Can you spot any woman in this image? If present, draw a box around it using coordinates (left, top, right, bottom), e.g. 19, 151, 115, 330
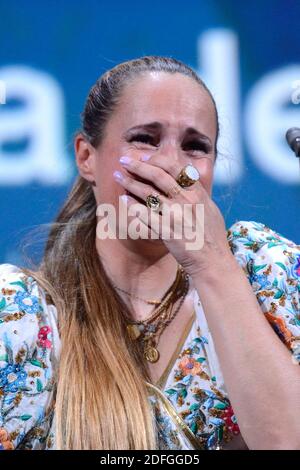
0, 56, 299, 451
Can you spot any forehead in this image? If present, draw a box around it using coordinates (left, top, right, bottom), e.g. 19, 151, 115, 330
110, 72, 216, 134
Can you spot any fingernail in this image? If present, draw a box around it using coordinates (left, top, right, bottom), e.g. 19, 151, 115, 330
141, 154, 151, 161
113, 170, 123, 181
120, 194, 129, 204
119, 156, 132, 165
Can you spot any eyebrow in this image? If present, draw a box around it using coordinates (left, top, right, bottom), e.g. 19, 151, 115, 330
124, 121, 212, 146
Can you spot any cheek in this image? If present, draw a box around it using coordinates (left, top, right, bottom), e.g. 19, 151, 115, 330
94, 140, 140, 184
92, 159, 121, 205
194, 158, 214, 194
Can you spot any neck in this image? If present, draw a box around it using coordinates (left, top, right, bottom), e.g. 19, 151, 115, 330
96, 236, 181, 321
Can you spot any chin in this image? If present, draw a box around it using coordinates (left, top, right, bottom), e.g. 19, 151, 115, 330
141, 237, 164, 244
131, 232, 164, 244
126, 235, 168, 255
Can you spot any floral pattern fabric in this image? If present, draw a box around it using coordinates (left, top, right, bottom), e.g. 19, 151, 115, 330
0, 220, 299, 450
0, 265, 60, 449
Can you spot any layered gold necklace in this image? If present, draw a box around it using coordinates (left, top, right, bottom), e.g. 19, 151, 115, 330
113, 264, 190, 363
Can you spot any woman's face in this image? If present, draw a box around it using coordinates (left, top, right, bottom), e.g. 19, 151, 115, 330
77, 71, 218, 210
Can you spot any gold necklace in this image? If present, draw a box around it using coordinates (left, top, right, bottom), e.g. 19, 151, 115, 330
112, 263, 183, 306
113, 285, 162, 305
142, 278, 189, 363
125, 266, 190, 363
124, 264, 184, 332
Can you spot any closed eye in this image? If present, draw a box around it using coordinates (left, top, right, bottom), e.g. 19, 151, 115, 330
128, 134, 211, 153
128, 133, 157, 145
183, 141, 210, 153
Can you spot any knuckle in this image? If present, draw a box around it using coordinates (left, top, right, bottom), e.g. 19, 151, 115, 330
149, 168, 157, 179
169, 162, 180, 176
159, 168, 168, 180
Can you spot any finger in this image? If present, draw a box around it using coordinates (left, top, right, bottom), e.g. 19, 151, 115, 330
141, 153, 213, 183
119, 156, 183, 198
120, 194, 161, 238
113, 169, 168, 205
120, 156, 204, 196
140, 154, 184, 180
141, 155, 213, 197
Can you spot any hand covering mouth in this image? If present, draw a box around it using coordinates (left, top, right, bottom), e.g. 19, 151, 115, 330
124, 171, 162, 205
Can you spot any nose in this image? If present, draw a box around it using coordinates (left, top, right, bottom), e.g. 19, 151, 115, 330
154, 140, 188, 167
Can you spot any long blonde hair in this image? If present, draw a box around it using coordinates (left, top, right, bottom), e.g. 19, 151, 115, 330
23, 56, 219, 449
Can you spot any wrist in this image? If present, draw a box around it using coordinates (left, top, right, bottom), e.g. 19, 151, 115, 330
189, 251, 242, 285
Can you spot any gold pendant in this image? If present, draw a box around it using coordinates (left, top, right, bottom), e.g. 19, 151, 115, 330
144, 345, 160, 363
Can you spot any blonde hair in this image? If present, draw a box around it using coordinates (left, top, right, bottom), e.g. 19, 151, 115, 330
23, 56, 219, 449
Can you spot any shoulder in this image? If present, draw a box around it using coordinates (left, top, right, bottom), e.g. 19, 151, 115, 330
226, 220, 300, 287
0, 263, 59, 450
0, 263, 59, 356
227, 219, 299, 260
226, 220, 300, 278
226, 221, 300, 362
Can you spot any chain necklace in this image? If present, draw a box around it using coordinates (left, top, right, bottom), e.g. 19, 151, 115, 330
141, 276, 189, 363
113, 264, 182, 305
120, 265, 190, 363
118, 264, 184, 328
113, 284, 162, 306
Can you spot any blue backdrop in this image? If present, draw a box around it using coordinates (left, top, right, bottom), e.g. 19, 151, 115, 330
0, 0, 299, 266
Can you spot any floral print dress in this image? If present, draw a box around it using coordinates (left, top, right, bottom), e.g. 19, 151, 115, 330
0, 220, 299, 450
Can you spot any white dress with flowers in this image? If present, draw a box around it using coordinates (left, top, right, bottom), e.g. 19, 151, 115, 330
0, 220, 299, 450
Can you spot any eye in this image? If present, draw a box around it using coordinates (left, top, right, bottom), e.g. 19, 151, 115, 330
128, 133, 157, 145
183, 140, 210, 154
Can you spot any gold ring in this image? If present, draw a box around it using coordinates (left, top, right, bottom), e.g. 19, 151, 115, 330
146, 194, 161, 211
176, 164, 200, 188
